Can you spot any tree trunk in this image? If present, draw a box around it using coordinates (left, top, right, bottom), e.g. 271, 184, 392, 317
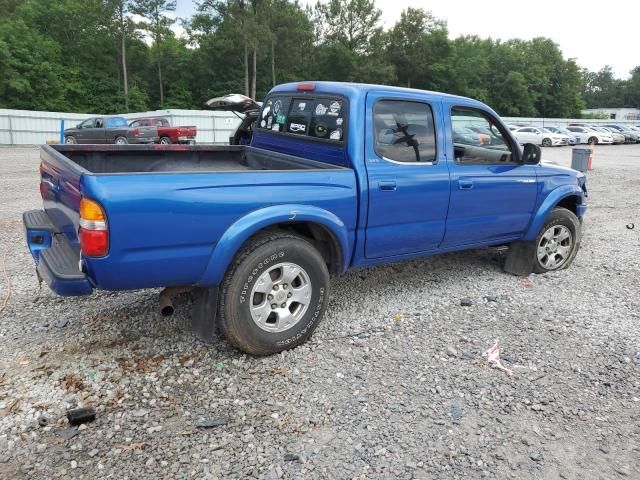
121, 27, 129, 111
271, 38, 276, 87
244, 45, 249, 97
157, 55, 164, 107
251, 46, 257, 100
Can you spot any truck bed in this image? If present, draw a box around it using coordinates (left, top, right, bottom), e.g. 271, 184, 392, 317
48, 144, 342, 174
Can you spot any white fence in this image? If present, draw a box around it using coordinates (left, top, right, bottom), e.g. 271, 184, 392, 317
0, 108, 242, 145
2, 109, 639, 146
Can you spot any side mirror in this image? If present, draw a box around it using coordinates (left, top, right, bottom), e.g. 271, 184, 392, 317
76, 123, 81, 129
522, 143, 541, 165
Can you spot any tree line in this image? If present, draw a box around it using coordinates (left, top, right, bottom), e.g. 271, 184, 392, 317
1, 0, 638, 117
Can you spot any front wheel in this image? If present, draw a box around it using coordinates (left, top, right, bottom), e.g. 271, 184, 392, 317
542, 138, 552, 147
533, 207, 581, 273
159, 136, 172, 145
115, 136, 128, 145
219, 232, 330, 355
587, 136, 598, 145
64, 136, 77, 144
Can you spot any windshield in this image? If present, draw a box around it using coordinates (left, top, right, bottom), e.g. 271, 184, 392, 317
106, 117, 128, 128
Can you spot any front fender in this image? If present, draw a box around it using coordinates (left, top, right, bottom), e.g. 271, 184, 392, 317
197, 204, 351, 287
523, 185, 584, 241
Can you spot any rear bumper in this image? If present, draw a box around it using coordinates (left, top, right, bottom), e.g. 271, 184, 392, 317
23, 210, 93, 296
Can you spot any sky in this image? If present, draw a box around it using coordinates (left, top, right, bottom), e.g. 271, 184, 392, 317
175, 0, 637, 78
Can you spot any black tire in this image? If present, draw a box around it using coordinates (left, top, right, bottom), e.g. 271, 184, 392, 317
159, 136, 172, 145
542, 138, 552, 147
64, 136, 76, 144
587, 136, 598, 145
115, 136, 128, 145
533, 207, 581, 274
219, 232, 330, 355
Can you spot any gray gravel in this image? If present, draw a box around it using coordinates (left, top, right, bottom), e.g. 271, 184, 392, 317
1, 144, 639, 479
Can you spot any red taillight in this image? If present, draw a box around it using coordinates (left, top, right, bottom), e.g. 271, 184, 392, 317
297, 83, 315, 91
78, 228, 108, 257
132, 128, 140, 136
79, 198, 108, 257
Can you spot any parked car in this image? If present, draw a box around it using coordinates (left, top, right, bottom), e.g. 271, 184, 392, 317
546, 126, 580, 145
128, 117, 197, 145
24, 81, 587, 355
593, 126, 625, 144
601, 124, 639, 143
64, 116, 158, 145
512, 127, 547, 145
541, 128, 570, 146
624, 125, 640, 140
565, 126, 613, 145
206, 94, 260, 145
453, 126, 483, 145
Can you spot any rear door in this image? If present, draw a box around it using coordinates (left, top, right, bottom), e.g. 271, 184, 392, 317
364, 91, 450, 258
442, 104, 538, 247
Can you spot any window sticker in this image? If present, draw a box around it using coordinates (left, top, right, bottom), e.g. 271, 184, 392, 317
314, 123, 328, 137
329, 128, 342, 140
315, 103, 328, 115
336, 118, 343, 126
276, 113, 285, 124
289, 122, 307, 133
328, 101, 341, 116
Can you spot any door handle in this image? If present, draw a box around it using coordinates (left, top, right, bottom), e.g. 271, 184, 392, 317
378, 181, 397, 191
459, 180, 474, 190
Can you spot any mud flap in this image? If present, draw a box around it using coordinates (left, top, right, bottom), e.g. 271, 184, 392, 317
504, 241, 535, 276
191, 287, 219, 343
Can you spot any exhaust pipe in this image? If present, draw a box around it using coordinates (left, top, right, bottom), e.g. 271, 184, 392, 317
158, 287, 192, 317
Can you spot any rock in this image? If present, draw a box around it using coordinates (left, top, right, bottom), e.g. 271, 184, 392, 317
283, 453, 300, 462
37, 415, 50, 427
196, 417, 229, 429
88, 449, 99, 458
447, 346, 458, 357
521, 437, 533, 447
131, 409, 149, 418
55, 428, 79, 441
71, 461, 78, 469
460, 298, 473, 307
484, 296, 498, 303
529, 453, 543, 462
614, 465, 630, 476
451, 404, 464, 425
55, 318, 69, 328
36, 444, 46, 454
599, 444, 610, 454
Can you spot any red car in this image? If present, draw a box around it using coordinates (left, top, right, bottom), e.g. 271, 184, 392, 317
128, 117, 197, 145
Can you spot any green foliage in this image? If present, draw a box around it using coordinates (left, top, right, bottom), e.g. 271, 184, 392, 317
0, 0, 637, 116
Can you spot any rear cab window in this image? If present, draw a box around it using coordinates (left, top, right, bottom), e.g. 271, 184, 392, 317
256, 94, 346, 143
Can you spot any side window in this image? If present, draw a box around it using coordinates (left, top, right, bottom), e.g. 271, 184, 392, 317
373, 100, 436, 163
94, 118, 104, 129
130, 120, 139, 128
451, 107, 515, 165
80, 119, 93, 129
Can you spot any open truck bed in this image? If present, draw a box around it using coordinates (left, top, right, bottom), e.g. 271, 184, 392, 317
25, 144, 357, 298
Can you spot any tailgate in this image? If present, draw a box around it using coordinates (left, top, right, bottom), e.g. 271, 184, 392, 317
39, 145, 84, 244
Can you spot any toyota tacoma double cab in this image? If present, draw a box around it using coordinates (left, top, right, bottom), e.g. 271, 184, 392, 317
23, 82, 587, 355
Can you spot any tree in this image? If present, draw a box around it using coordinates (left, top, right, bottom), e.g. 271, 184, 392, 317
132, 0, 177, 107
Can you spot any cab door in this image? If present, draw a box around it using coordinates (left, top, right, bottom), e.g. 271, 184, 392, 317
364, 92, 451, 258
442, 103, 538, 247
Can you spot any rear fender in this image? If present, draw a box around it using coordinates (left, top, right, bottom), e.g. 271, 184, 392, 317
197, 204, 350, 286
523, 185, 584, 241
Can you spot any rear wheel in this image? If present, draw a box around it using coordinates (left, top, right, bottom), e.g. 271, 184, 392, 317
159, 136, 172, 145
115, 136, 128, 145
587, 136, 598, 145
64, 136, 76, 144
533, 207, 580, 273
219, 232, 330, 355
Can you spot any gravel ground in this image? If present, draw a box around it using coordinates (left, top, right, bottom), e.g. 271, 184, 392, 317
0, 145, 639, 480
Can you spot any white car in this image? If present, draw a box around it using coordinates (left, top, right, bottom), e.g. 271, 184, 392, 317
565, 126, 613, 145
594, 127, 625, 144
511, 127, 569, 146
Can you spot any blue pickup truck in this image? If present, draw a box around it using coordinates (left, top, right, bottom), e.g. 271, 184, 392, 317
23, 82, 587, 355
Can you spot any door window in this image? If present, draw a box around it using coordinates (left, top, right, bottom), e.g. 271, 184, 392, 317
451, 107, 515, 165
94, 118, 104, 128
373, 100, 436, 163
79, 119, 93, 129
